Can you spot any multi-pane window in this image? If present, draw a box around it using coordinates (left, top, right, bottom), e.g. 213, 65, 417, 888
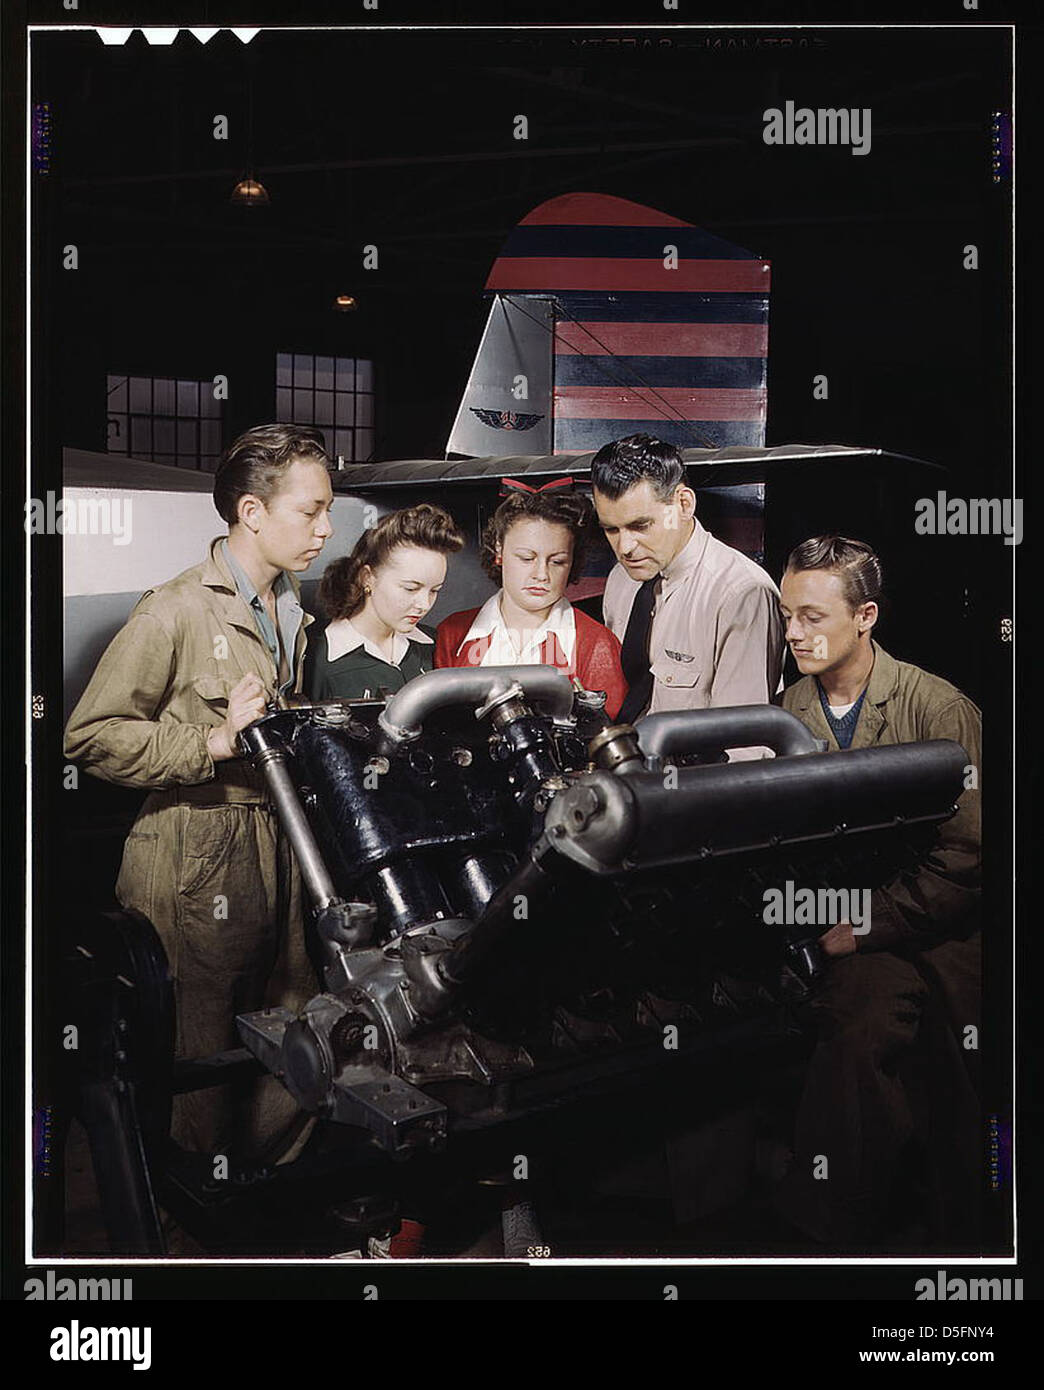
276, 353, 375, 463
106, 374, 224, 471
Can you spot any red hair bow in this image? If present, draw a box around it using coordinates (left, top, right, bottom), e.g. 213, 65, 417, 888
499, 475, 575, 497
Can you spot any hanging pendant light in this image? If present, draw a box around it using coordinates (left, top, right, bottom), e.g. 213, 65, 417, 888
229, 54, 268, 207
230, 174, 269, 207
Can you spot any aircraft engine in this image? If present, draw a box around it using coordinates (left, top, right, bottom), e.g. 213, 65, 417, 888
235, 668, 968, 1157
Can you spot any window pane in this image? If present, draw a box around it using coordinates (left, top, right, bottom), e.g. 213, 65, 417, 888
336, 357, 356, 390
293, 389, 313, 422
276, 352, 293, 387
130, 377, 152, 413
293, 355, 313, 387
108, 376, 128, 411
315, 355, 335, 391
201, 420, 222, 456
356, 359, 374, 392
107, 415, 127, 451
153, 377, 175, 415
357, 428, 375, 461
334, 430, 353, 461
131, 417, 152, 456
154, 418, 176, 453
315, 391, 334, 425
176, 455, 196, 470
177, 380, 198, 416
335, 393, 355, 427
199, 383, 221, 417
276, 387, 292, 418
154, 453, 175, 466
356, 394, 373, 427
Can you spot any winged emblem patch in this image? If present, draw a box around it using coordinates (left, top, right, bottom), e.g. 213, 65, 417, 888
470, 409, 545, 431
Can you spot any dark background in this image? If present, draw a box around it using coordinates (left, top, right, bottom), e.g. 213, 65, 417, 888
35, 25, 1010, 473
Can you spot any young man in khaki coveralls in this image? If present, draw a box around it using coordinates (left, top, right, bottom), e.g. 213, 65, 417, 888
64, 424, 335, 1168
775, 535, 982, 1244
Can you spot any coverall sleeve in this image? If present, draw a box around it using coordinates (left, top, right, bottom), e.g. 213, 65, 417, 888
64, 609, 216, 790
709, 582, 786, 708
861, 697, 982, 953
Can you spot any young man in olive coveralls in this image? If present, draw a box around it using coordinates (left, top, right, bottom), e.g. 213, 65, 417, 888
65, 424, 335, 1166
776, 535, 981, 1245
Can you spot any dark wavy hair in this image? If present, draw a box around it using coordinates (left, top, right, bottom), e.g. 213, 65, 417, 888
480, 488, 592, 588
590, 433, 687, 503
319, 504, 465, 621
785, 535, 884, 613
214, 423, 331, 526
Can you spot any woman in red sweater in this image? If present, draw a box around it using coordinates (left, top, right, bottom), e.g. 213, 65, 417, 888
435, 478, 627, 720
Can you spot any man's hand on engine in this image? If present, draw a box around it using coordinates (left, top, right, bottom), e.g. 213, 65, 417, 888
206, 673, 270, 763
818, 921, 858, 958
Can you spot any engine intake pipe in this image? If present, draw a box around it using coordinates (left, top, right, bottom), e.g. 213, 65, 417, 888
378, 665, 576, 752
636, 705, 822, 764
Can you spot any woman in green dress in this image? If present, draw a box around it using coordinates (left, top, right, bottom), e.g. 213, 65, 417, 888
306, 504, 464, 700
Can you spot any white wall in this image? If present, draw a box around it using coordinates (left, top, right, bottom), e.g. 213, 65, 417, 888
62, 486, 380, 598
61, 485, 495, 714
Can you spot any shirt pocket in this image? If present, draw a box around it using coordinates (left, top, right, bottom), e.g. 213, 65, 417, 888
650, 656, 702, 692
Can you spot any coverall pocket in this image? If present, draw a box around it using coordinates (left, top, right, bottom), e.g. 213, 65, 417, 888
178, 805, 238, 898
116, 829, 159, 921
175, 805, 280, 988
191, 675, 231, 710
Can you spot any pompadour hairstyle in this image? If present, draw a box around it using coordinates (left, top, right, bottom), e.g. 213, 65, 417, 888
213, 423, 331, 526
589, 433, 687, 503
784, 534, 884, 612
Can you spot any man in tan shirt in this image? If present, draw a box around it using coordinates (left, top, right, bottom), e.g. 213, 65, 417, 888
591, 434, 784, 734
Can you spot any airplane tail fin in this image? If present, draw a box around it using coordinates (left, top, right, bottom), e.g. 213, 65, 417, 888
447, 192, 770, 459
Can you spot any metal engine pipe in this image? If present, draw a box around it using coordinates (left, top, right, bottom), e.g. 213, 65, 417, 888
378, 665, 576, 749
239, 719, 340, 911
636, 705, 822, 763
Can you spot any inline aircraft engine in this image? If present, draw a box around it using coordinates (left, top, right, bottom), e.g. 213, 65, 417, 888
235, 668, 968, 1156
